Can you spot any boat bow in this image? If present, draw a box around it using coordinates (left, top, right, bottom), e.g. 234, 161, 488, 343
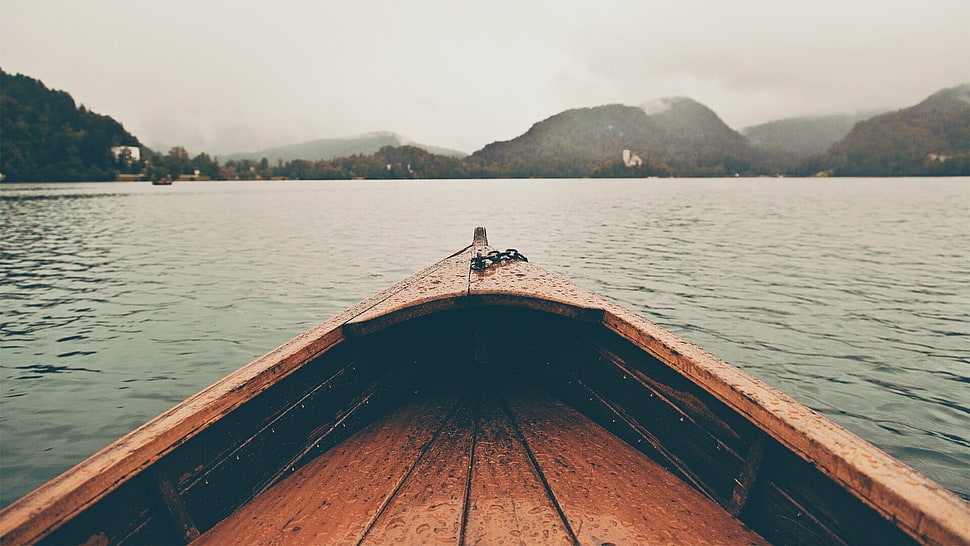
2, 227, 967, 546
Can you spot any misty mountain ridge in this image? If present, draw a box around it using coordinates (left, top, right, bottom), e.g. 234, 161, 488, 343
215, 96, 901, 170
743, 111, 885, 157
466, 86, 968, 177
794, 83, 969, 176
467, 96, 758, 176
641, 97, 746, 143
221, 100, 872, 169
914, 83, 970, 110
223, 131, 466, 163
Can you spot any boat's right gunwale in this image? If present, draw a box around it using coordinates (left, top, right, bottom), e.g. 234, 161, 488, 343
600, 307, 968, 545
458, 249, 970, 546
338, 243, 969, 544
333, 231, 969, 545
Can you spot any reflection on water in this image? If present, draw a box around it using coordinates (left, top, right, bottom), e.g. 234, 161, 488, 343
1, 178, 967, 507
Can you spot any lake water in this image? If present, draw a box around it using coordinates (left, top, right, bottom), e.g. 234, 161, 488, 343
1, 177, 968, 508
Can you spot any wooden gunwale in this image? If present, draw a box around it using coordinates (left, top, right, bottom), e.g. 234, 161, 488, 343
1, 227, 968, 545
350, 232, 970, 545
0, 244, 473, 545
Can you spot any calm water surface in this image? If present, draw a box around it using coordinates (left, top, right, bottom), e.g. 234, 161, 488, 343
1, 178, 968, 507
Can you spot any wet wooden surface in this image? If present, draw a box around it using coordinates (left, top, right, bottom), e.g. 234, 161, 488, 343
195, 382, 767, 545
9, 228, 965, 545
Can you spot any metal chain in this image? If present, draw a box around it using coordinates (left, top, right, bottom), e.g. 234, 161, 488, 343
470, 249, 528, 271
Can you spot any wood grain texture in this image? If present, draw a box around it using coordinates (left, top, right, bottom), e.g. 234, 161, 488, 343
462, 386, 574, 545
504, 386, 767, 546
196, 382, 767, 545
359, 388, 477, 544
195, 389, 461, 545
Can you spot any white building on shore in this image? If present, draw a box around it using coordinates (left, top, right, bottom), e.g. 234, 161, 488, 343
622, 149, 643, 167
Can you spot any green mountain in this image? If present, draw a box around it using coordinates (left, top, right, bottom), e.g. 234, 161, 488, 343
743, 112, 882, 157
0, 69, 143, 182
466, 97, 759, 177
797, 84, 970, 176
224, 132, 466, 163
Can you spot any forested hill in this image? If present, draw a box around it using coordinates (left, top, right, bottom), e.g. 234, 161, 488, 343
1, 69, 143, 182
796, 84, 970, 177
466, 98, 759, 177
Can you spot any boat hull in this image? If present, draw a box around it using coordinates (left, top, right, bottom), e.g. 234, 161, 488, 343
1, 229, 967, 545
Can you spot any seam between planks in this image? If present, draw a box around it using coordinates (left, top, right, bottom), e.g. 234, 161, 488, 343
458, 385, 482, 546
495, 387, 580, 546
355, 388, 470, 545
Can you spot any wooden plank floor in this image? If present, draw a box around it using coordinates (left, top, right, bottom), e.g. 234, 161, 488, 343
195, 382, 767, 545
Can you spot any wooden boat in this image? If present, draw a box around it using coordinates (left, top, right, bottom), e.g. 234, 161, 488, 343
151, 177, 172, 186
1, 228, 967, 545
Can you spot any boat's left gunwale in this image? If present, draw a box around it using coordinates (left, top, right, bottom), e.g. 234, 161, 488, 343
0, 244, 475, 545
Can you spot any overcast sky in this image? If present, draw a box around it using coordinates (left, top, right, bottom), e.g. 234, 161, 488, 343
2, 0, 968, 155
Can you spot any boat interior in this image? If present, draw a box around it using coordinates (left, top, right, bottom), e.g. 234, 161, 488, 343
35, 306, 916, 545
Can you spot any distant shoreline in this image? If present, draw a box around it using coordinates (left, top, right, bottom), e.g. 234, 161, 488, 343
4, 174, 969, 185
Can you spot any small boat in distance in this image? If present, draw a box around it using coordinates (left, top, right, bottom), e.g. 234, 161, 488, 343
151, 177, 172, 185
1, 228, 967, 545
